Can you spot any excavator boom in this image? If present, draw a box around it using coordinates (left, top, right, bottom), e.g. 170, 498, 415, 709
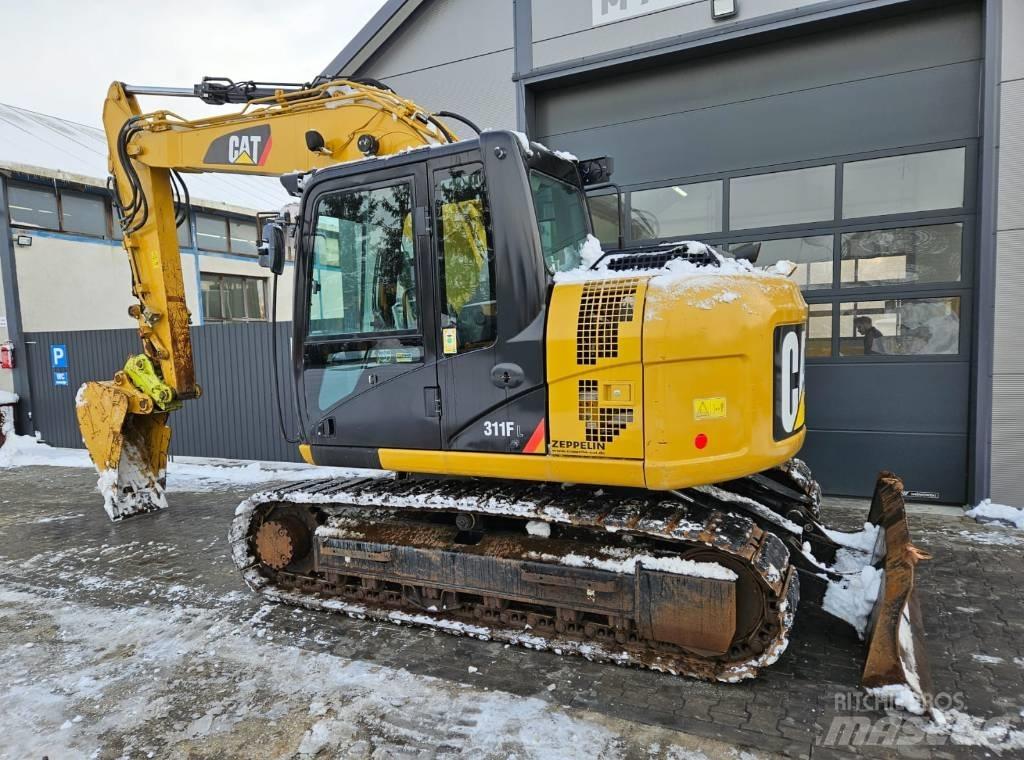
77, 79, 457, 519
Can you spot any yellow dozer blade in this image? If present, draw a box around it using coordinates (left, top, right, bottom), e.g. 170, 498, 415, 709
76, 379, 171, 521
861, 473, 933, 712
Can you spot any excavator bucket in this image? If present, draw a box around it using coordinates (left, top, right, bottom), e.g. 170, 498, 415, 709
861, 472, 933, 712
76, 380, 171, 521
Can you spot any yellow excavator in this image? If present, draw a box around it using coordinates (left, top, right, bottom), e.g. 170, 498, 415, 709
75, 76, 930, 705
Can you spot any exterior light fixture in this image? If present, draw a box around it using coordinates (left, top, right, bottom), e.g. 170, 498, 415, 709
712, 0, 737, 20
672, 186, 689, 198
15, 235, 32, 247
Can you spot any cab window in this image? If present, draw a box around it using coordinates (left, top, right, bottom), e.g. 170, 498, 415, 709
309, 181, 417, 337
434, 163, 496, 352
529, 171, 590, 273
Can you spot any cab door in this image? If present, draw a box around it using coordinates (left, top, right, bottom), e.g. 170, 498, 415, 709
428, 137, 549, 455
298, 164, 440, 453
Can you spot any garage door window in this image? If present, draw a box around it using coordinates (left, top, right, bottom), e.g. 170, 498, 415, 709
842, 148, 965, 219
630, 181, 722, 240
732, 235, 833, 291
807, 303, 833, 358
840, 223, 962, 287
587, 193, 620, 248
730, 166, 835, 230
839, 296, 960, 357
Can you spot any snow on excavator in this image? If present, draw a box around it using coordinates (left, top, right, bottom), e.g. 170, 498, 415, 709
74, 76, 932, 710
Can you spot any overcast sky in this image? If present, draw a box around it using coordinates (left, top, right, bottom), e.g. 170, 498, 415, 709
0, 0, 387, 126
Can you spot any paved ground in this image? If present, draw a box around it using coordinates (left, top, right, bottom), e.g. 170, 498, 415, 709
1, 465, 1023, 759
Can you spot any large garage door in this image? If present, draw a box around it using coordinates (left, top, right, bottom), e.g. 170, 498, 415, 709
533, 3, 981, 502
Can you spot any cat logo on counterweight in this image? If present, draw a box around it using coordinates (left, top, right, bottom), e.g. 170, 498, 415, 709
773, 323, 806, 441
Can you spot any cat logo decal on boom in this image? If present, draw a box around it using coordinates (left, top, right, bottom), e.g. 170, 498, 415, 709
203, 125, 272, 166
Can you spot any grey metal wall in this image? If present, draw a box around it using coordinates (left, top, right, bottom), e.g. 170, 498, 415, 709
533, 5, 982, 182
531, 0, 811, 68
23, 323, 302, 463
357, 0, 516, 138
991, 0, 1024, 505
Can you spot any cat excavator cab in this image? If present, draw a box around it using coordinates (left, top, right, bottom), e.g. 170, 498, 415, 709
74, 76, 932, 710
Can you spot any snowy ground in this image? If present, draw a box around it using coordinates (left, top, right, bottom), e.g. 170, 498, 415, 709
1, 587, 751, 759
0, 455, 771, 759
2, 449, 1024, 758
966, 499, 1024, 530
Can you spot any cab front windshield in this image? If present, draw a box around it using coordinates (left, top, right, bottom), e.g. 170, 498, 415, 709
529, 170, 591, 273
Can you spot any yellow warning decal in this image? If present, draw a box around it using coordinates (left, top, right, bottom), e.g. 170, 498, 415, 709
442, 327, 458, 355
693, 396, 727, 420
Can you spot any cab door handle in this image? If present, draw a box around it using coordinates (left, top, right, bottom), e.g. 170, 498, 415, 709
490, 363, 524, 389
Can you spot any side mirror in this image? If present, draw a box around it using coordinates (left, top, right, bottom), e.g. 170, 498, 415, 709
257, 222, 286, 276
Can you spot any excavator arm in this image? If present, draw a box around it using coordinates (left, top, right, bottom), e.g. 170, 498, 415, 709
76, 79, 458, 520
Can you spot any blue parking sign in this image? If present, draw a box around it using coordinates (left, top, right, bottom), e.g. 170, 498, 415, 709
50, 344, 68, 369
53, 370, 69, 387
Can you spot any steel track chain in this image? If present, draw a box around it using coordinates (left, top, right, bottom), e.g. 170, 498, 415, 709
229, 476, 800, 682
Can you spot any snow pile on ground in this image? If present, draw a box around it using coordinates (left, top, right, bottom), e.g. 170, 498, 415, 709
918, 708, 1024, 751
966, 499, 1024, 530
0, 432, 89, 469
0, 432, 376, 492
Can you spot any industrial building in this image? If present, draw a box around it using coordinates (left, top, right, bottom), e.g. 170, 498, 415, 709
318, 0, 1021, 507
2, 0, 1019, 507
0, 103, 299, 462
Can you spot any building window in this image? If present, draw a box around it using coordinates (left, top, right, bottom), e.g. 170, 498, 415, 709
195, 213, 229, 252
229, 218, 257, 255
629, 180, 723, 240
730, 165, 835, 230
587, 193, 621, 248
731, 235, 833, 291
842, 148, 965, 219
195, 212, 259, 254
200, 273, 267, 322
839, 296, 960, 357
807, 303, 833, 358
7, 182, 59, 229
840, 223, 962, 287
60, 190, 106, 237
177, 216, 192, 248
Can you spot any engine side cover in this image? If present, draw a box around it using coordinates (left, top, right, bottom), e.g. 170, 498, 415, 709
546, 271, 808, 490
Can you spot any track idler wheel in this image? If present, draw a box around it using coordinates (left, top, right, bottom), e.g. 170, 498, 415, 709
255, 515, 311, 570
